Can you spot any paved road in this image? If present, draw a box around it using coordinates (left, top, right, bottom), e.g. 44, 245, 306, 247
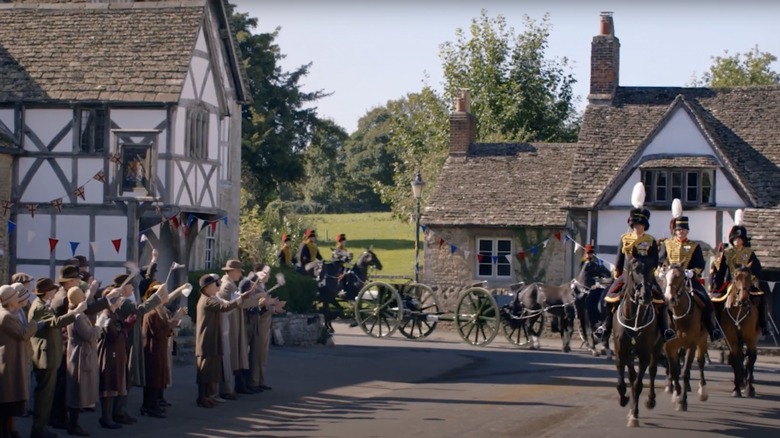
17, 322, 780, 437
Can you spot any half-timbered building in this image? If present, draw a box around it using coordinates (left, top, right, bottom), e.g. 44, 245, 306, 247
0, 0, 250, 284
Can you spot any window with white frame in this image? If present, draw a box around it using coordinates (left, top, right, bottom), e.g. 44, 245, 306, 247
205, 225, 216, 269
642, 169, 714, 206
186, 107, 209, 159
477, 238, 512, 278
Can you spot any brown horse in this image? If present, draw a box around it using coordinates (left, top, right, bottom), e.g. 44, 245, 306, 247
658, 264, 709, 411
714, 266, 759, 398
612, 253, 663, 427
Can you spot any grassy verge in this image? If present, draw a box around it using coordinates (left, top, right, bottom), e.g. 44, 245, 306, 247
305, 212, 418, 277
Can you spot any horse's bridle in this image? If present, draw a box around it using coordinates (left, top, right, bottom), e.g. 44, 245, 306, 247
617, 268, 655, 332
667, 270, 693, 321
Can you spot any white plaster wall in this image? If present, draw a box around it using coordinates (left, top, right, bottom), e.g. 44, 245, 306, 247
714, 172, 746, 207
172, 164, 189, 205
0, 109, 14, 135
111, 109, 168, 153
24, 109, 72, 153
182, 68, 197, 101
194, 26, 208, 52
53, 215, 90, 261
190, 57, 210, 101
608, 170, 642, 207
641, 108, 719, 157
200, 163, 215, 208
18, 157, 72, 203
201, 73, 218, 108
173, 107, 185, 156
94, 216, 128, 262
93, 267, 119, 288
14, 264, 51, 283
15, 213, 51, 260
76, 159, 105, 204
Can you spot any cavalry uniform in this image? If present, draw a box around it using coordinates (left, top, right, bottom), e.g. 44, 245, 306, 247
712, 224, 768, 336
658, 214, 722, 341
297, 229, 322, 277
596, 196, 675, 342
277, 233, 296, 268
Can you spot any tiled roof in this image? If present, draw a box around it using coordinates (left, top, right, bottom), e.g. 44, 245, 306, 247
568, 86, 780, 208
637, 154, 720, 168
423, 143, 576, 227
742, 208, 780, 270
0, 1, 206, 102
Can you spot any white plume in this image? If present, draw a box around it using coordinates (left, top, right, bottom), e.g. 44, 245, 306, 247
734, 209, 744, 226
671, 199, 683, 219
631, 182, 646, 209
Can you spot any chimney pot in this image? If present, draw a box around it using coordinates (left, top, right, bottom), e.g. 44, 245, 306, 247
456, 89, 471, 112
600, 11, 614, 36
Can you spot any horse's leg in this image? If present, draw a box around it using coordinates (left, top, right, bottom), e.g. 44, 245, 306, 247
562, 308, 574, 353
697, 340, 709, 402
728, 347, 743, 397
683, 345, 695, 393
664, 343, 681, 405
616, 360, 629, 407
746, 342, 758, 398
645, 348, 658, 411
628, 361, 642, 427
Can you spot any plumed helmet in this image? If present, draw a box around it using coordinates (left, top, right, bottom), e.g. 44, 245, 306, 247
669, 199, 689, 231
628, 182, 651, 230
728, 209, 749, 245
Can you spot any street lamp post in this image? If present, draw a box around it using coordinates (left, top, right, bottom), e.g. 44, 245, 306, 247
411, 171, 425, 283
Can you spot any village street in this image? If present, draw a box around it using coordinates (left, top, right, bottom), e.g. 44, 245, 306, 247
16, 322, 780, 438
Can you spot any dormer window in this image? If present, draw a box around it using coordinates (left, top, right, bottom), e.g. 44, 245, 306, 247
642, 169, 714, 205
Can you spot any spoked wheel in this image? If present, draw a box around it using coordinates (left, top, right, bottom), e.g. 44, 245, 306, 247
355, 281, 403, 338
398, 282, 441, 340
456, 287, 500, 346
502, 318, 532, 346
524, 307, 545, 337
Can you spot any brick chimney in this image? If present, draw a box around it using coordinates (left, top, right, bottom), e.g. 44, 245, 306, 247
449, 89, 476, 156
588, 12, 620, 105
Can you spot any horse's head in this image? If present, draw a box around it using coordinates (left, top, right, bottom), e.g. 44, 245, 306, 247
625, 252, 654, 305
357, 247, 382, 271
733, 266, 752, 303
661, 264, 687, 306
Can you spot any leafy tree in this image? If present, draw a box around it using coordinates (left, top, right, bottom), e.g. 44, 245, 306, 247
439, 10, 580, 143
695, 46, 780, 87
228, 5, 330, 208
300, 120, 349, 211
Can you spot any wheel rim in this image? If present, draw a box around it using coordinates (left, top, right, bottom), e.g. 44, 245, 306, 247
355, 281, 402, 338
456, 287, 500, 346
398, 282, 440, 339
526, 309, 545, 337
502, 318, 531, 346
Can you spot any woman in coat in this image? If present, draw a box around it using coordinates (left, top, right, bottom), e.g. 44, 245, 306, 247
0, 284, 38, 438
96, 281, 133, 430
65, 286, 103, 436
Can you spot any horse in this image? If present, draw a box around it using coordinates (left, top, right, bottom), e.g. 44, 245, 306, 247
657, 264, 709, 411
572, 259, 613, 356
314, 248, 382, 333
714, 266, 759, 398
516, 279, 578, 353
612, 253, 663, 427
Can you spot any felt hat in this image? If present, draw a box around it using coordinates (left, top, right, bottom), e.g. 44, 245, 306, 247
0, 284, 17, 306
58, 266, 81, 283
11, 272, 33, 284
12, 282, 30, 303
35, 278, 59, 296
199, 273, 221, 292
221, 259, 243, 273
112, 274, 129, 287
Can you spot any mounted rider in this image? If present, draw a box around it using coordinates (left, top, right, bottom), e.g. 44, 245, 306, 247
712, 209, 770, 337
277, 233, 297, 268
331, 233, 353, 265
296, 229, 322, 277
581, 244, 612, 279
595, 182, 676, 343
658, 199, 723, 341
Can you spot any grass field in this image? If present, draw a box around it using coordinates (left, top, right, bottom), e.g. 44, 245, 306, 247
305, 212, 418, 277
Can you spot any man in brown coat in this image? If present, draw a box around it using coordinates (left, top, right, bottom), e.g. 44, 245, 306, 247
195, 273, 254, 408
29, 278, 86, 438
217, 259, 250, 399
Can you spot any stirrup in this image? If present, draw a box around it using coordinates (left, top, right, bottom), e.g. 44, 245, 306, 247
663, 328, 677, 341
710, 328, 724, 342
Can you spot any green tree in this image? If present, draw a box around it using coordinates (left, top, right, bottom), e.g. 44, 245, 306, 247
228, 5, 331, 208
439, 10, 580, 143
300, 120, 349, 211
696, 46, 780, 87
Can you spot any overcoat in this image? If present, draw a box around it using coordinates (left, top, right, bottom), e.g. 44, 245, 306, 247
142, 306, 176, 390
195, 293, 241, 384
66, 313, 101, 408
97, 307, 129, 396
0, 308, 37, 403
28, 297, 77, 370
118, 294, 161, 387
218, 276, 249, 374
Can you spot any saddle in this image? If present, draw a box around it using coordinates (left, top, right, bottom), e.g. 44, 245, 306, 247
604, 281, 665, 305
712, 284, 762, 307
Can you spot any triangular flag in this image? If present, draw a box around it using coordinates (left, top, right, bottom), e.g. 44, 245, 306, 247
421, 225, 427, 232
450, 244, 457, 254
517, 251, 526, 261
491, 256, 498, 264
89, 241, 99, 256
555, 231, 562, 241
210, 221, 217, 232
111, 238, 122, 253
150, 224, 161, 240
110, 152, 122, 165
563, 235, 570, 245
93, 170, 106, 183
530, 246, 539, 256
27, 204, 37, 218
438, 238, 444, 249
74, 186, 86, 201
477, 254, 484, 263
187, 214, 196, 227
69, 241, 79, 256
27, 230, 36, 243
169, 215, 179, 229
7, 220, 15, 234
463, 250, 471, 259
50, 198, 63, 213
1, 200, 12, 217
222, 216, 228, 226
542, 239, 549, 248
767, 281, 776, 292
48, 237, 58, 253
574, 242, 582, 252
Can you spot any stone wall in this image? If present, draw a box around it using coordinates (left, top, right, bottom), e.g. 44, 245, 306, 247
271, 313, 325, 346
423, 226, 570, 295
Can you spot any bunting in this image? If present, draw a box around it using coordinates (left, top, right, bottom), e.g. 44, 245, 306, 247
93, 170, 106, 183
74, 186, 86, 201
50, 198, 63, 213
27, 204, 37, 218
109, 152, 122, 165
48, 238, 58, 253
1, 200, 12, 217
7, 220, 15, 235
111, 239, 122, 253
69, 241, 79, 256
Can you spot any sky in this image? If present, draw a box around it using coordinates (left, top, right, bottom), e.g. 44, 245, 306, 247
233, 0, 780, 134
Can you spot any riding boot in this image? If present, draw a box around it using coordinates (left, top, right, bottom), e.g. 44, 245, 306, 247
754, 295, 770, 337
656, 303, 676, 341
594, 303, 614, 342
695, 289, 723, 341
